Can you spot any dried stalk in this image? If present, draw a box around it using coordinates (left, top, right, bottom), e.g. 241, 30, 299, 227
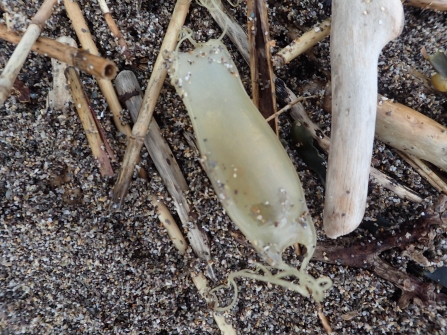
47, 36, 77, 111
0, 0, 58, 105
191, 272, 237, 335
404, 0, 447, 11
275, 79, 423, 203
97, 0, 133, 61
265, 95, 316, 122
0, 23, 118, 80
64, 0, 131, 136
65, 66, 114, 177
247, 0, 278, 133
110, 0, 190, 208
151, 195, 187, 254
273, 18, 331, 68
397, 151, 447, 194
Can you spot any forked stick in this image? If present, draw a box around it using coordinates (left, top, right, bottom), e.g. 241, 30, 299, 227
325, 0, 404, 238
110, 0, 190, 208
0, 0, 58, 105
0, 23, 118, 80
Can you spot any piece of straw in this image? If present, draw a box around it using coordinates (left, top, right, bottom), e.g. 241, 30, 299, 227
65, 66, 114, 177
110, 0, 191, 208
397, 151, 447, 195
404, 0, 447, 11
191, 272, 237, 335
0, 23, 118, 80
97, 0, 133, 61
0, 0, 58, 105
64, 0, 131, 136
273, 19, 331, 68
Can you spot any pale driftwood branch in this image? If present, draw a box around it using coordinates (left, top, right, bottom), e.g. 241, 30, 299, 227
273, 19, 331, 68
0, 23, 118, 80
47, 36, 77, 111
274, 77, 423, 204
65, 66, 114, 177
191, 273, 237, 335
97, 0, 133, 61
64, 0, 131, 136
0, 0, 58, 105
325, 0, 404, 238
404, 0, 447, 11
110, 0, 190, 208
114, 70, 214, 268
397, 151, 447, 195
376, 96, 447, 171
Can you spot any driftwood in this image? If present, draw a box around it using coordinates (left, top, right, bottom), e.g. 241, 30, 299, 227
110, 0, 190, 208
64, 66, 114, 177
314, 195, 447, 308
0, 23, 118, 80
0, 0, 58, 105
324, 0, 405, 238
405, 0, 447, 11
247, 0, 278, 133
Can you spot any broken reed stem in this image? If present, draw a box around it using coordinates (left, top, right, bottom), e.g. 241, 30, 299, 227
64, 0, 131, 136
151, 195, 187, 254
397, 151, 447, 194
110, 0, 190, 208
65, 66, 114, 177
0, 23, 118, 80
191, 273, 237, 335
273, 18, 331, 68
0, 0, 58, 105
404, 0, 447, 11
97, 0, 133, 61
265, 95, 316, 122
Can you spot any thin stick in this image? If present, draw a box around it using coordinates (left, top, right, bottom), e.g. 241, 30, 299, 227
64, 0, 131, 136
404, 0, 447, 11
0, 0, 58, 105
97, 0, 133, 61
0, 23, 118, 80
277, 79, 423, 203
151, 195, 187, 254
397, 151, 447, 194
65, 66, 114, 177
265, 95, 316, 122
110, 0, 190, 208
191, 272, 237, 335
273, 19, 331, 68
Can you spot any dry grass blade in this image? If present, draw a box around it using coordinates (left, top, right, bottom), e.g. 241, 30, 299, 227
273, 19, 331, 68
0, 0, 58, 105
64, 0, 131, 136
97, 0, 133, 61
397, 151, 447, 195
110, 0, 190, 209
0, 23, 118, 80
247, 0, 277, 133
65, 66, 114, 177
